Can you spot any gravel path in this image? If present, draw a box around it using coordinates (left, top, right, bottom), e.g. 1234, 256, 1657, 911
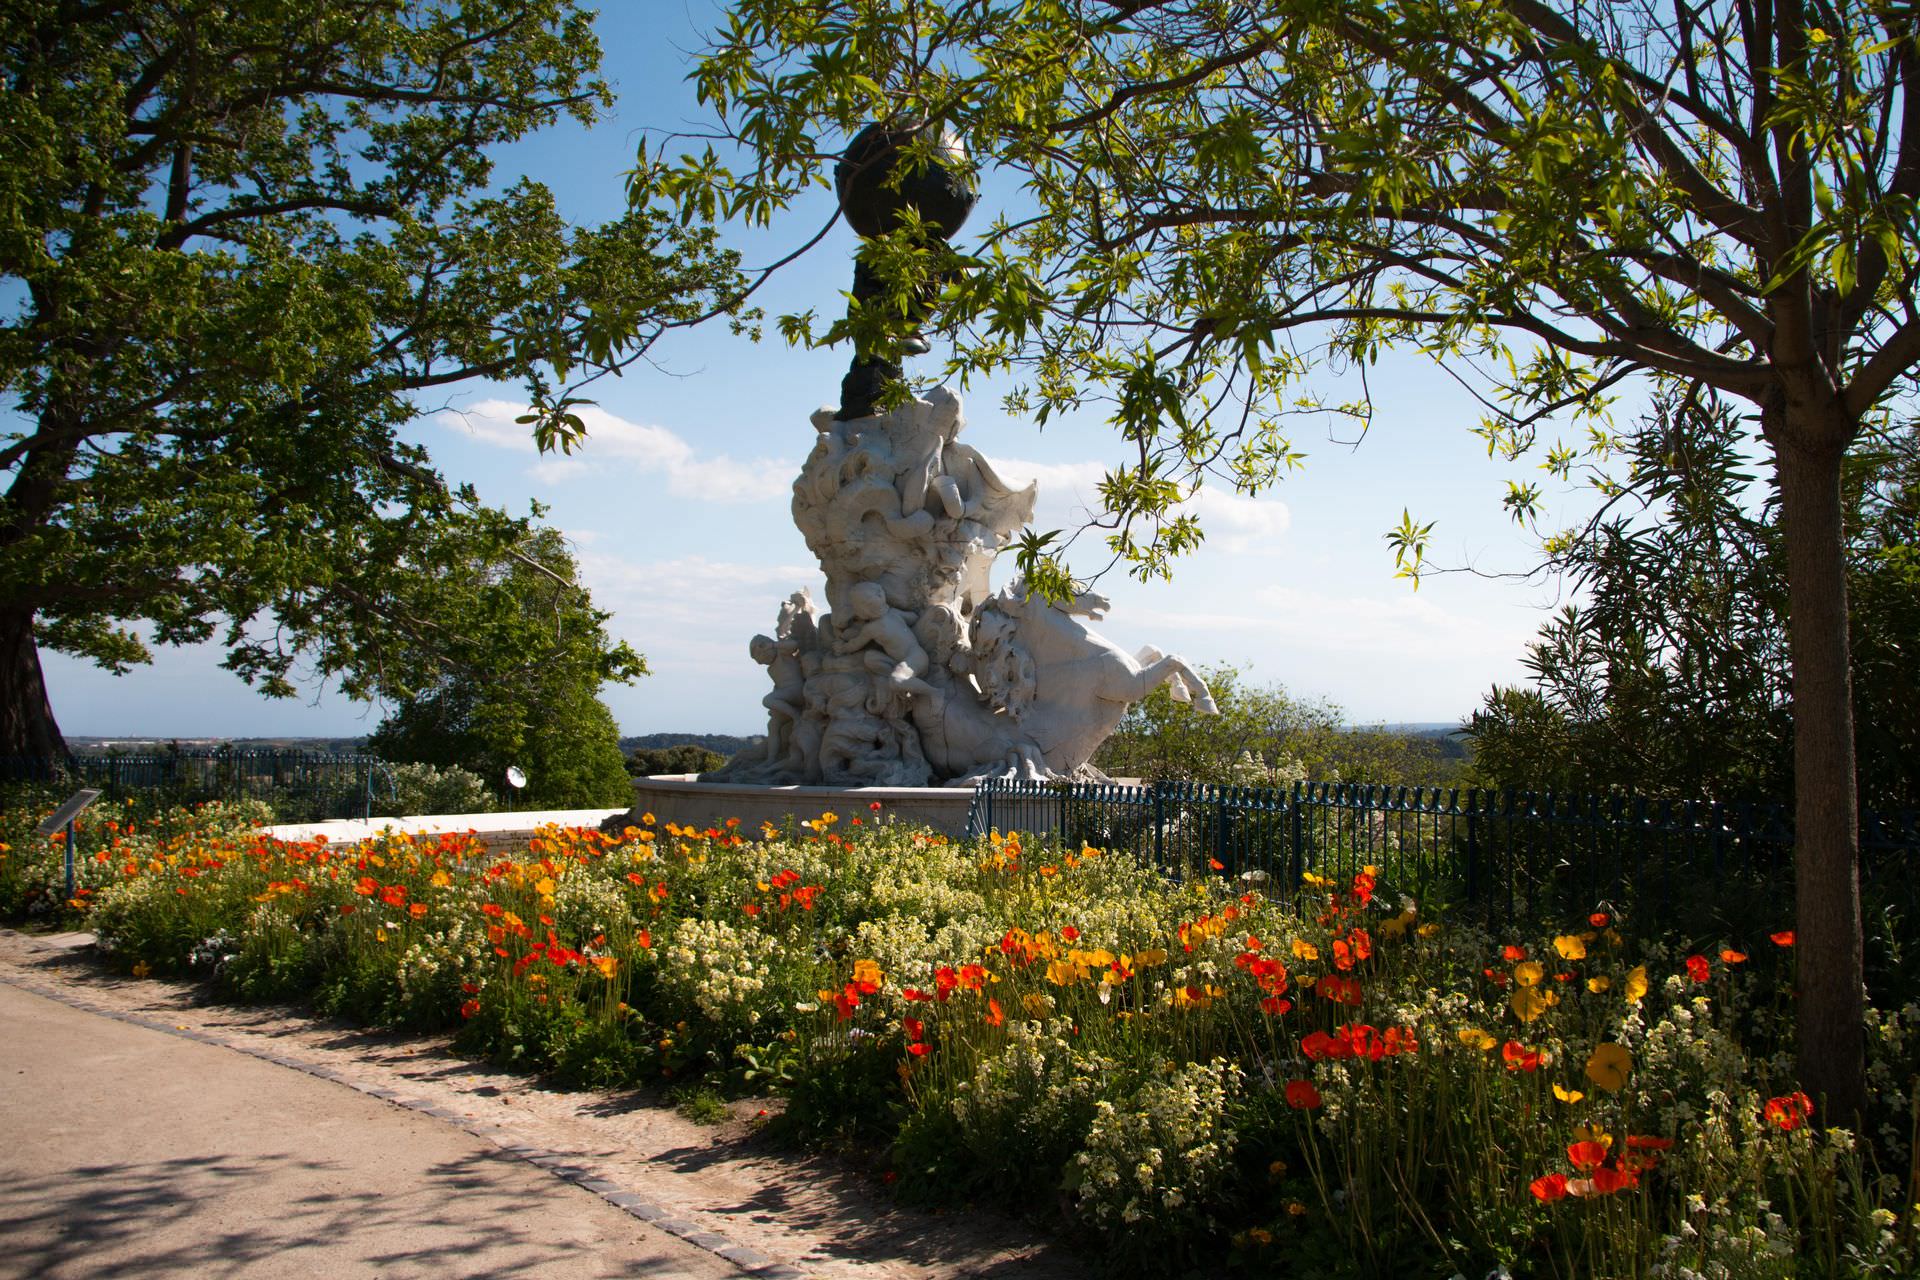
0, 930, 1087, 1280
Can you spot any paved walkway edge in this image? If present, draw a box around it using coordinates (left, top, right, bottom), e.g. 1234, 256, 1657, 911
0, 931, 815, 1280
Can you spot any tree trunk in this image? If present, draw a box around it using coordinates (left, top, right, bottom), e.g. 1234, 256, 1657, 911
1775, 423, 1867, 1130
0, 608, 68, 762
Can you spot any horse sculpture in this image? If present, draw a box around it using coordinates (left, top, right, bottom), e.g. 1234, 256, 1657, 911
970, 582, 1219, 776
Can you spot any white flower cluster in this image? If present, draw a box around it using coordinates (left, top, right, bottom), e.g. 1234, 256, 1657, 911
660, 916, 780, 1030
1648, 1201, 1797, 1279
395, 915, 487, 1007
552, 874, 634, 942
849, 912, 999, 994
88, 872, 173, 954
1071, 1058, 1242, 1235
951, 1021, 1112, 1168
843, 839, 987, 924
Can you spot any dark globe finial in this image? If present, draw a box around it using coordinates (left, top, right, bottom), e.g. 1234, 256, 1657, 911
835, 121, 977, 240
833, 121, 978, 421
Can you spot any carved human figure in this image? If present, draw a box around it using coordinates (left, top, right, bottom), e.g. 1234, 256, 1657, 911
832, 582, 939, 708
748, 633, 806, 767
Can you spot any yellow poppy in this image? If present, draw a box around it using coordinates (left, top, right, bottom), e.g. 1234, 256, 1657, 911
1553, 935, 1588, 960
1511, 983, 1558, 1023
1586, 1042, 1633, 1093
1553, 1083, 1586, 1103
1624, 965, 1649, 1005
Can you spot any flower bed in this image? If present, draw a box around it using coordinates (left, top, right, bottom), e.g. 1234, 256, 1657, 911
3, 798, 1916, 1277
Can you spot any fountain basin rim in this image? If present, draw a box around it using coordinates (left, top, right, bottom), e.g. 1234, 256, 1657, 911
623, 773, 979, 838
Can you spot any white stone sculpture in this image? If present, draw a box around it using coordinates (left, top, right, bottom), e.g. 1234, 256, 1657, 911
709, 390, 1216, 786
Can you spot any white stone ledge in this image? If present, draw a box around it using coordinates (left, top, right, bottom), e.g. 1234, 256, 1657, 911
261, 809, 628, 848
619, 774, 977, 838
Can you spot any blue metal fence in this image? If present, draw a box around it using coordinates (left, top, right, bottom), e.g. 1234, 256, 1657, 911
966, 778, 1920, 929
1, 750, 390, 822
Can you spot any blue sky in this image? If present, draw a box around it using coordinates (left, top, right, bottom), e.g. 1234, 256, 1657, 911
44, 3, 1606, 740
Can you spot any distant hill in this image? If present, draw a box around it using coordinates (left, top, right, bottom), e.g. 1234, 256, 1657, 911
618, 732, 759, 757
69, 736, 372, 754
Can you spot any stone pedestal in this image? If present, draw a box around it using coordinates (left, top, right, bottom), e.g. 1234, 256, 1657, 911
621, 774, 977, 839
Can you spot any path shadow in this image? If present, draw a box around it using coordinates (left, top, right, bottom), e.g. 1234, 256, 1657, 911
1, 1149, 697, 1279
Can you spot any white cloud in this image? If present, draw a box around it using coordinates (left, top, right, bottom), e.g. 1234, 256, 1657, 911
1140, 580, 1538, 661
437, 399, 791, 503
576, 550, 821, 668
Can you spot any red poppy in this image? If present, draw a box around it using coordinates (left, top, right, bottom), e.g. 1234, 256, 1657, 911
1382, 1026, 1420, 1056
1502, 1040, 1542, 1072
1763, 1091, 1814, 1132
1301, 1030, 1336, 1061
1770, 930, 1796, 947
1566, 1140, 1609, 1171
1720, 949, 1747, 964
1588, 912, 1611, 928
1685, 954, 1711, 983
1503, 945, 1527, 961
869, 801, 883, 811
1315, 974, 1363, 1005
1061, 925, 1079, 941
1591, 1166, 1639, 1195
906, 1042, 931, 1057
903, 1017, 925, 1042
1530, 1173, 1569, 1202
1285, 1079, 1323, 1110
985, 998, 1005, 1027
459, 999, 481, 1019
1260, 996, 1293, 1016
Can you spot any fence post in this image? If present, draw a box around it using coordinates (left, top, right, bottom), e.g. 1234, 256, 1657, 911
1214, 789, 1229, 874
1152, 783, 1165, 870
1290, 781, 1305, 891
1465, 789, 1479, 912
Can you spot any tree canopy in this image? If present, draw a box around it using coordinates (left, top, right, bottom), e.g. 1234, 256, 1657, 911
0, 0, 742, 758
659, 0, 1920, 1121
1471, 391, 1919, 808
1093, 663, 1465, 788
368, 521, 638, 810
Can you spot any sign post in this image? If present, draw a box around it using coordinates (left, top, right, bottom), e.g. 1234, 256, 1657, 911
37, 789, 103, 902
